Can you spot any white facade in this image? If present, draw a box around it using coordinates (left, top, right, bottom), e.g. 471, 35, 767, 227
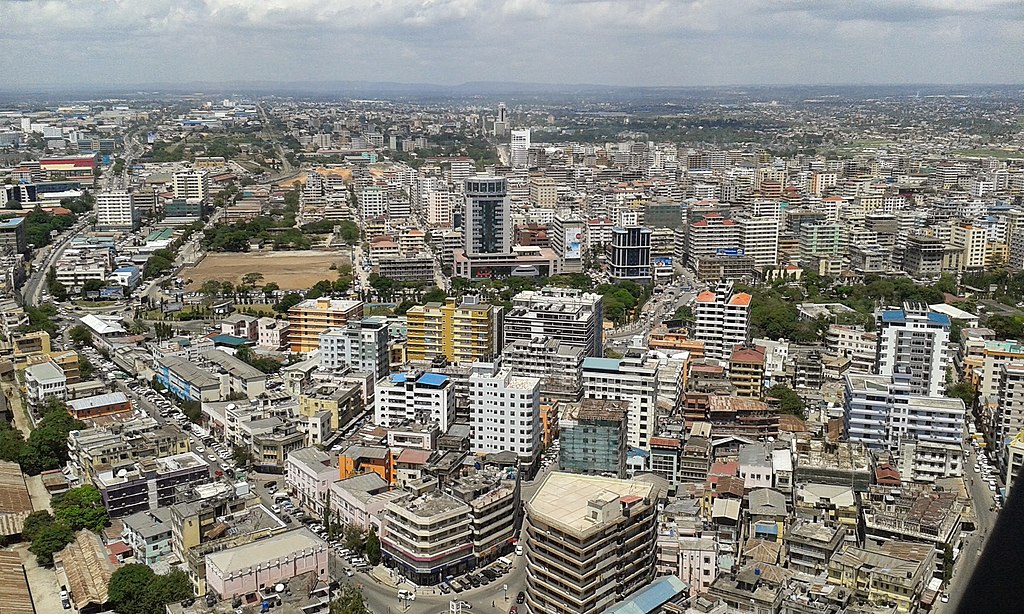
426, 190, 453, 227
469, 361, 541, 465
737, 214, 779, 267
285, 447, 337, 517
95, 191, 136, 230
25, 360, 67, 405
375, 372, 455, 432
504, 287, 604, 357
318, 317, 389, 379
360, 187, 387, 221
581, 350, 660, 450
694, 281, 751, 362
510, 129, 530, 168
875, 305, 951, 397
257, 317, 289, 351
172, 169, 210, 203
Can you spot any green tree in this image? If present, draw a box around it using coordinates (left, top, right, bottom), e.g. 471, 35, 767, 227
69, 325, 93, 348
80, 279, 105, 297
343, 524, 366, 553
143, 569, 193, 612
21, 510, 55, 541
78, 355, 96, 379
273, 292, 303, 313
29, 521, 74, 566
52, 485, 108, 532
946, 379, 977, 410
241, 272, 264, 289
364, 527, 381, 565
338, 221, 360, 245
262, 282, 280, 300
232, 444, 254, 468
107, 563, 157, 614
181, 400, 202, 423
330, 585, 369, 614
766, 384, 806, 419
0, 422, 27, 463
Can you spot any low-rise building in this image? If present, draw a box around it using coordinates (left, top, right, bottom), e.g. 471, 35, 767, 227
285, 447, 337, 517
24, 359, 67, 406
122, 508, 174, 565
827, 542, 936, 614
382, 491, 474, 584
66, 391, 132, 421
94, 451, 211, 517
205, 527, 329, 600
784, 520, 847, 575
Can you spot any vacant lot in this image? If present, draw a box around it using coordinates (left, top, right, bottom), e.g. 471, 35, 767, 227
186, 250, 348, 290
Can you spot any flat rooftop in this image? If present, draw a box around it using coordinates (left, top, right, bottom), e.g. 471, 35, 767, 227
528, 472, 656, 535
206, 527, 325, 575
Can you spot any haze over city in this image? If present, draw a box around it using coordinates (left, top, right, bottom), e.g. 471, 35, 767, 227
2, 0, 1024, 88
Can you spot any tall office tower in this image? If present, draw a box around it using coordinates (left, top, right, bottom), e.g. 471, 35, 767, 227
524, 472, 659, 614
95, 190, 137, 230
874, 303, 951, 397
996, 363, 1024, 469
405, 297, 502, 364
172, 169, 210, 203
426, 190, 453, 228
497, 102, 508, 124
609, 226, 652, 282
693, 282, 752, 362
581, 348, 660, 450
686, 213, 740, 267
510, 129, 531, 168
469, 360, 542, 469
504, 287, 604, 357
359, 186, 387, 221
464, 176, 511, 256
318, 317, 390, 379
550, 215, 586, 273
493, 102, 510, 137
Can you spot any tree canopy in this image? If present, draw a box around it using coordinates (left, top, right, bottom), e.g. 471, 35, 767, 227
766, 384, 806, 419
108, 564, 193, 614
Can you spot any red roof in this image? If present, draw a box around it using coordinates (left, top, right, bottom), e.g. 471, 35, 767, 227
648, 437, 681, 449
396, 448, 432, 465
619, 495, 643, 505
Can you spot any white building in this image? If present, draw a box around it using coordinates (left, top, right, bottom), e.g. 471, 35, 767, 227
504, 287, 604, 357
426, 190, 453, 227
285, 447, 337, 517
510, 129, 530, 168
95, 191, 137, 230
875, 304, 951, 397
256, 317, 289, 351
737, 214, 780, 267
609, 226, 652, 282
318, 317, 389, 379
172, 169, 209, 203
694, 281, 752, 362
995, 362, 1024, 470
375, 371, 455, 432
581, 349, 660, 450
359, 187, 387, 221
469, 360, 541, 468
25, 360, 67, 406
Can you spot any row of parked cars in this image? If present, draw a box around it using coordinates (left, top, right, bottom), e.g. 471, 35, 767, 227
440, 557, 515, 594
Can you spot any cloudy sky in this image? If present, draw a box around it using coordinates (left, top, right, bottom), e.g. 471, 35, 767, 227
2, 0, 1022, 88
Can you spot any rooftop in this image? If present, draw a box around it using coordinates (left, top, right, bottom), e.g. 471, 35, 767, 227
205, 527, 325, 575
0, 551, 34, 614
528, 472, 657, 537
67, 391, 129, 412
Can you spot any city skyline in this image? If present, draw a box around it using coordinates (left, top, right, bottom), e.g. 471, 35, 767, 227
2, 0, 1023, 88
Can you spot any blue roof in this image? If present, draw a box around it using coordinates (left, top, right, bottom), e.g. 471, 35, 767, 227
582, 357, 622, 372
416, 372, 449, 387
390, 373, 407, 384
881, 310, 906, 323
0, 217, 25, 228
927, 311, 951, 325
604, 576, 688, 614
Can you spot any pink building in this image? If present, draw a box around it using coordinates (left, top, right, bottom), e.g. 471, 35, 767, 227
205, 528, 328, 599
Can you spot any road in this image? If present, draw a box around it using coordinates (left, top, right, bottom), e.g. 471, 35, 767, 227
22, 217, 93, 307
942, 443, 1000, 612
257, 102, 296, 180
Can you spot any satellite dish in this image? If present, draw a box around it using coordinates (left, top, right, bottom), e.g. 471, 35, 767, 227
117, 468, 128, 478
274, 583, 285, 593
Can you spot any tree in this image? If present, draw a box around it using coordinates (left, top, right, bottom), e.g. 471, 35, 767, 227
52, 485, 108, 532
0, 422, 26, 463
80, 279, 105, 297
29, 521, 74, 566
946, 379, 977, 411
330, 585, 369, 614
365, 527, 381, 565
241, 272, 264, 289
181, 400, 201, 423
262, 282, 280, 300
338, 221, 360, 245
273, 292, 303, 313
766, 384, 806, 419
69, 325, 93, 348
21, 510, 55, 541
143, 569, 193, 612
107, 564, 157, 614
78, 355, 96, 379
344, 524, 365, 553
232, 444, 254, 468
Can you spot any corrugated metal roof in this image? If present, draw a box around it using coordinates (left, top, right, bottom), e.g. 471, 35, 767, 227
604, 575, 688, 614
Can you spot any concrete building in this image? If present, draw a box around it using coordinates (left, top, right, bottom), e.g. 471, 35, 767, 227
286, 298, 364, 353
375, 371, 456, 433
94, 452, 210, 517
694, 282, 752, 362
609, 226, 652, 282
318, 317, 389, 379
204, 527, 329, 600
382, 492, 474, 584
559, 399, 628, 478
257, 317, 289, 351
0, 216, 27, 253
582, 349, 660, 450
502, 337, 584, 403
406, 297, 501, 364
24, 359, 67, 406
95, 190, 137, 230
524, 472, 659, 614
285, 447, 337, 517
510, 129, 530, 168
729, 344, 766, 398
828, 542, 936, 614
66, 391, 133, 421
172, 169, 210, 203
503, 287, 604, 357
121, 508, 173, 565
464, 176, 511, 256
995, 362, 1024, 469
875, 303, 951, 397
469, 360, 541, 470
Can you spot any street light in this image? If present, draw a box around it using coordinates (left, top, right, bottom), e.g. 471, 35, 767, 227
504, 584, 508, 601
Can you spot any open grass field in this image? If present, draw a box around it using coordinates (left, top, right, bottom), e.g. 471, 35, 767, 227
185, 250, 349, 291
955, 148, 1024, 159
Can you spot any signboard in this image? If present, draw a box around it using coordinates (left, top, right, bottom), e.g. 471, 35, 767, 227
715, 247, 746, 257
564, 228, 583, 260
100, 286, 125, 299
653, 256, 673, 267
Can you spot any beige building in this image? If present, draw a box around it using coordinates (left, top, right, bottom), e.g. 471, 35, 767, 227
286, 298, 364, 353
405, 297, 500, 364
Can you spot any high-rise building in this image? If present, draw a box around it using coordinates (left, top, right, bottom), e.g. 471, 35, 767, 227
502, 337, 584, 403
529, 176, 557, 207
359, 186, 387, 222
609, 226, 652, 282
375, 371, 455, 432
581, 348, 660, 450
874, 303, 951, 397
510, 129, 530, 168
464, 176, 511, 256
426, 190, 453, 228
994, 363, 1024, 470
845, 371, 965, 451
286, 298, 364, 353
405, 297, 501, 364
172, 169, 210, 203
524, 472, 659, 614
686, 213, 740, 267
469, 360, 541, 469
503, 287, 604, 357
736, 214, 779, 267
550, 215, 586, 272
318, 317, 389, 379
95, 191, 137, 230
558, 399, 628, 478
693, 282, 752, 362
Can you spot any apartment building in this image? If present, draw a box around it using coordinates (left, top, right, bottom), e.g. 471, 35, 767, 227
95, 190, 137, 230
502, 337, 584, 403
558, 399, 628, 478
581, 349, 660, 450
828, 543, 935, 614
503, 287, 604, 357
609, 226, 652, 282
382, 492, 474, 584
286, 298, 364, 353
469, 360, 541, 470
694, 282, 752, 362
875, 303, 951, 397
93, 452, 210, 518
375, 371, 456, 432
406, 297, 501, 364
318, 316, 389, 379
172, 169, 210, 203
284, 447, 336, 517
524, 472, 659, 614
24, 360, 67, 406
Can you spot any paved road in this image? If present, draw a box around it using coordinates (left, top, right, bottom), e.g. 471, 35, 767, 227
943, 444, 1000, 612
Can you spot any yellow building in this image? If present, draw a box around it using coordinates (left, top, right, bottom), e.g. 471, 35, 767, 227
298, 383, 364, 430
406, 297, 499, 364
12, 330, 51, 361
287, 298, 364, 353
828, 543, 935, 614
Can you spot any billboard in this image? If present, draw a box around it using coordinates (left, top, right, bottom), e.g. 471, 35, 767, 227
653, 257, 673, 267
564, 228, 583, 260
715, 247, 746, 257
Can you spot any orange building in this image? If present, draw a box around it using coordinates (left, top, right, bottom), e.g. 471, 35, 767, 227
66, 392, 132, 421
338, 445, 392, 483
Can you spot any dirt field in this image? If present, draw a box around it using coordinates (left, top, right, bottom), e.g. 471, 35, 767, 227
185, 250, 349, 290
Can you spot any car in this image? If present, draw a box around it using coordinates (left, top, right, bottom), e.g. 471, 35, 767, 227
455, 601, 472, 609
195, 446, 205, 453
941, 594, 949, 603
439, 582, 451, 594
397, 590, 415, 601
517, 591, 526, 604
207, 454, 217, 462
272, 505, 280, 513
346, 569, 354, 577
467, 576, 480, 588
990, 484, 997, 491
510, 608, 518, 614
